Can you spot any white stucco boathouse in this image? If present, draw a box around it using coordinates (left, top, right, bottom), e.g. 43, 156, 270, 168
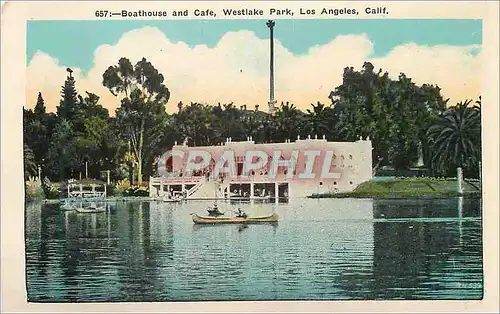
149, 136, 372, 199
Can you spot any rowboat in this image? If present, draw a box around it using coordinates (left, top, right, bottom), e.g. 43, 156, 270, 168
75, 202, 106, 213
192, 213, 279, 224
75, 206, 106, 213
252, 195, 271, 200
163, 198, 181, 203
162, 194, 183, 202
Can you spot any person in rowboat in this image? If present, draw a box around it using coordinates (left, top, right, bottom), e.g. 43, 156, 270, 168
236, 208, 247, 219
207, 202, 223, 216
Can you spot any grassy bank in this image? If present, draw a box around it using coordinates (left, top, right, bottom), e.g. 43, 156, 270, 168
309, 178, 482, 199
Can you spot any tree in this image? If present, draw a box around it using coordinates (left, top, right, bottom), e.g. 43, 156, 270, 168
72, 92, 114, 178
99, 117, 128, 181
103, 58, 135, 97
34, 92, 46, 116
24, 118, 48, 166
23, 144, 37, 180
56, 69, 81, 123
47, 119, 77, 181
329, 63, 384, 144
306, 102, 334, 139
103, 57, 170, 184
173, 102, 218, 146
239, 106, 269, 142
271, 102, 306, 142
213, 102, 246, 143
427, 99, 481, 177
329, 62, 447, 171
78, 91, 109, 119
74, 115, 109, 178
24, 93, 55, 179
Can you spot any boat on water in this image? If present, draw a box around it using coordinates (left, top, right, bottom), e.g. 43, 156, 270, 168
162, 191, 184, 203
75, 202, 106, 213
163, 197, 182, 203
76, 207, 106, 214
192, 212, 279, 224
206, 203, 224, 216
253, 195, 271, 200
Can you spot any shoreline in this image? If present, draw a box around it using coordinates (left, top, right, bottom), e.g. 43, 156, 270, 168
27, 177, 482, 204
40, 196, 160, 204
39, 196, 278, 203
308, 178, 481, 199
35, 193, 482, 204
308, 192, 482, 200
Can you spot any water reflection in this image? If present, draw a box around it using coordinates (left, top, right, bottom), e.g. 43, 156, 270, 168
372, 197, 482, 299
25, 197, 482, 302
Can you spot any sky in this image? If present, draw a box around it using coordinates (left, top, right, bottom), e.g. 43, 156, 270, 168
26, 19, 482, 114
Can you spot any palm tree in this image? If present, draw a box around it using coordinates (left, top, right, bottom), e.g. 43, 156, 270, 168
272, 102, 305, 142
216, 103, 245, 142
306, 102, 331, 138
426, 99, 481, 176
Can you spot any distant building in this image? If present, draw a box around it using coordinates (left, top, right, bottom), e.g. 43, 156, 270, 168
149, 136, 372, 199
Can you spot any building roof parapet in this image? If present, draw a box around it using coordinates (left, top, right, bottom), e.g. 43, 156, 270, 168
170, 135, 372, 149
225, 136, 255, 145
295, 139, 327, 143
355, 136, 372, 142
294, 134, 327, 143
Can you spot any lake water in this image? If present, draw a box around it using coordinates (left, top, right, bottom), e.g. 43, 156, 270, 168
25, 197, 483, 302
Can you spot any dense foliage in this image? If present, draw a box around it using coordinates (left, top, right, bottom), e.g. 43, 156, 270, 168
23, 59, 482, 186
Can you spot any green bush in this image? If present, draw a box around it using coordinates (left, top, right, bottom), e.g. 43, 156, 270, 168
42, 177, 61, 199
111, 179, 149, 197
105, 184, 118, 197
124, 186, 149, 197
25, 177, 45, 201
113, 178, 131, 196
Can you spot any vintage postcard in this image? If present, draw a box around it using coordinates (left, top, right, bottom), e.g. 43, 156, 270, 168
1, 0, 499, 312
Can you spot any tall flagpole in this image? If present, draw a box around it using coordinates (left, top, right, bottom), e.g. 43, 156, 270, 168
266, 20, 276, 114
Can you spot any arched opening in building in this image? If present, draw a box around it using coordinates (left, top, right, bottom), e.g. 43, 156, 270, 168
165, 156, 173, 173
236, 155, 244, 176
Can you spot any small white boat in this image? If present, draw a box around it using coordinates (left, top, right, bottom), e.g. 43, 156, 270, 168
76, 207, 105, 213
163, 196, 182, 203
75, 202, 106, 213
253, 195, 271, 200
